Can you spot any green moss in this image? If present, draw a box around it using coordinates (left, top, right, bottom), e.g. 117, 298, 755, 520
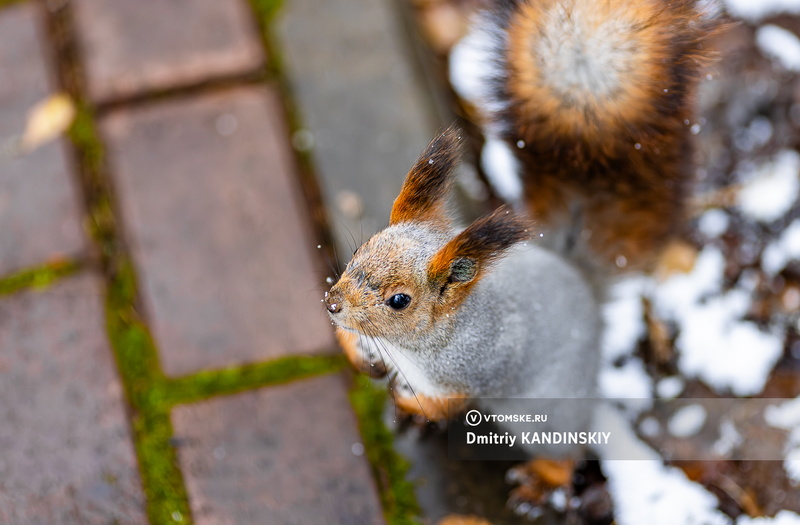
68, 105, 104, 175
164, 354, 346, 406
68, 105, 117, 249
0, 0, 28, 10
247, 0, 286, 78
104, 260, 349, 524
67, 92, 194, 523
249, 0, 283, 25
105, 260, 193, 524
350, 376, 421, 525
0, 260, 81, 296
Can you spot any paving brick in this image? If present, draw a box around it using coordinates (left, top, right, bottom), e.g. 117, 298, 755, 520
0, 273, 146, 524
73, 0, 264, 104
172, 374, 384, 525
276, 0, 436, 262
102, 87, 334, 376
0, 3, 86, 276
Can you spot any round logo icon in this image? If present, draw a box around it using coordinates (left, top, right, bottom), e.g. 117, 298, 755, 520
465, 409, 482, 427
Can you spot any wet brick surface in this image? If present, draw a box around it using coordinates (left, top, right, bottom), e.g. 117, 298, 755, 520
102, 86, 334, 376
172, 374, 385, 525
0, 3, 87, 276
0, 273, 147, 524
276, 0, 435, 261
72, 0, 264, 103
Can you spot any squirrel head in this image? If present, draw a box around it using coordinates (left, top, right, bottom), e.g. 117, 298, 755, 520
324, 125, 530, 343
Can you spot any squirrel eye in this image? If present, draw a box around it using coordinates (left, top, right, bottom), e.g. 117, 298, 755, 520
386, 293, 411, 310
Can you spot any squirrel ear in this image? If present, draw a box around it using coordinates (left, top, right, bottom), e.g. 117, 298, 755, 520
449, 257, 479, 282
428, 207, 530, 306
390, 124, 463, 226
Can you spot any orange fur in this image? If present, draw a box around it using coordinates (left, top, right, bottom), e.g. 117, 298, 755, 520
390, 125, 462, 227
336, 328, 364, 369
428, 207, 530, 312
500, 0, 720, 269
337, 328, 390, 378
507, 0, 677, 140
394, 393, 467, 420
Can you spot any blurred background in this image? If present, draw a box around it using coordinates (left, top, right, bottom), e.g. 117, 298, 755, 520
1, 0, 800, 523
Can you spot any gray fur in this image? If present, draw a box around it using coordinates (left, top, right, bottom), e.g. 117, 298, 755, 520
396, 244, 600, 399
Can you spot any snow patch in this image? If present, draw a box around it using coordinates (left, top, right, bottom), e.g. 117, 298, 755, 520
599, 277, 653, 413
652, 246, 782, 396
762, 219, 800, 276
737, 511, 800, 524
698, 208, 730, 238
737, 150, 800, 223
724, 0, 800, 21
597, 245, 784, 397
653, 246, 725, 320
766, 397, 800, 429
601, 277, 648, 362
676, 289, 783, 396
599, 357, 652, 402
757, 25, 800, 71
668, 404, 707, 438
713, 418, 743, 456
766, 398, 800, 483
599, 405, 729, 525
696, 0, 725, 20
656, 376, 685, 399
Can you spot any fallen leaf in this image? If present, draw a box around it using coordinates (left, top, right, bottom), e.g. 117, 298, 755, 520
19, 93, 76, 154
655, 239, 699, 280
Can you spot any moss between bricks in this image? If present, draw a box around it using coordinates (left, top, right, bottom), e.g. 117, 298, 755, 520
248, 0, 285, 78
68, 104, 117, 249
105, 259, 194, 524
56, 1, 420, 522
0, 260, 81, 296
164, 354, 346, 406
107, 259, 348, 523
66, 99, 192, 524
0, 0, 28, 11
350, 375, 422, 525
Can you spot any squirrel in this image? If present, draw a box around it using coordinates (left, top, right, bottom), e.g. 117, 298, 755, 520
325, 126, 600, 425
323, 0, 720, 429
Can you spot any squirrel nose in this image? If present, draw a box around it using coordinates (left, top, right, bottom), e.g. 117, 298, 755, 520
324, 291, 342, 314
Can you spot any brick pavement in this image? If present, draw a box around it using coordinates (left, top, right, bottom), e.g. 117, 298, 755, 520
72, 0, 264, 103
0, 0, 434, 522
0, 274, 146, 524
0, 3, 86, 276
277, 0, 437, 261
172, 375, 383, 525
101, 86, 333, 376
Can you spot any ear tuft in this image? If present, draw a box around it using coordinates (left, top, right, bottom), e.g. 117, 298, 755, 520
428, 206, 530, 292
390, 124, 463, 226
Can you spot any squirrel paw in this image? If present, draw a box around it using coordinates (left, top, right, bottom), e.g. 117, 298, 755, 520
389, 380, 451, 422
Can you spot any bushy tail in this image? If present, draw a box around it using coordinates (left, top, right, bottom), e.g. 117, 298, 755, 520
451, 0, 722, 272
